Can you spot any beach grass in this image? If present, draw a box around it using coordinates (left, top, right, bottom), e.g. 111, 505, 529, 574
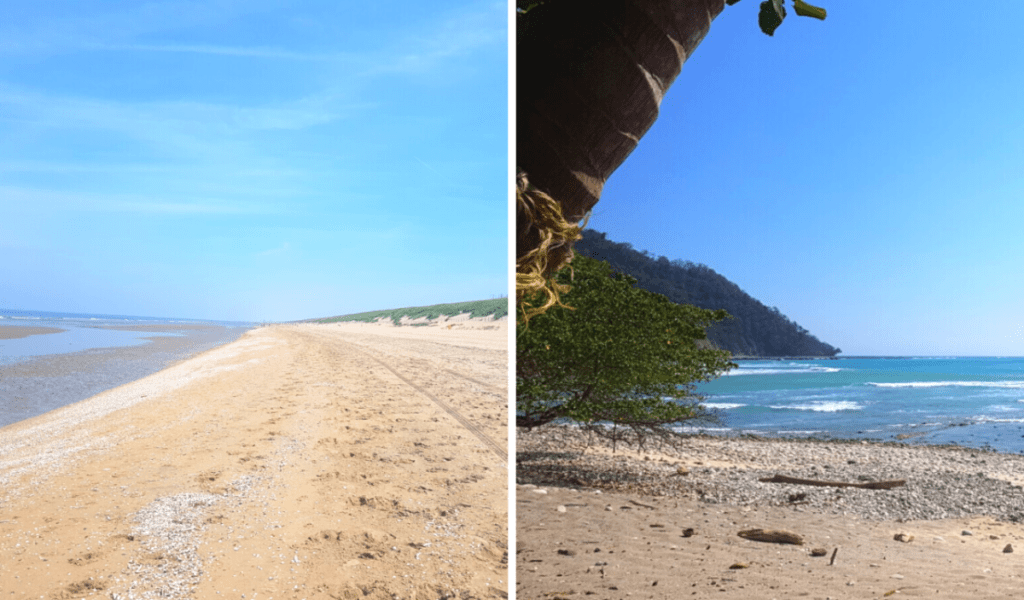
310, 297, 508, 326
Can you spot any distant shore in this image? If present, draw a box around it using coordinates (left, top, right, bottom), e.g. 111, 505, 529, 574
517, 425, 1024, 599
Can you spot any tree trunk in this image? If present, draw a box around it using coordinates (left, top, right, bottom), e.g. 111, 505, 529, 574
517, 0, 726, 260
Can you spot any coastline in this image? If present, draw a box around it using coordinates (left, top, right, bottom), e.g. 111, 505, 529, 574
517, 426, 1024, 599
0, 323, 251, 429
0, 321, 508, 599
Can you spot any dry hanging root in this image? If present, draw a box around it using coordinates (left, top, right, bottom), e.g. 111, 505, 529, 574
516, 169, 583, 322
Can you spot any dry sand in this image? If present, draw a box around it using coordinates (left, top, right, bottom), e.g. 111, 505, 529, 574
0, 320, 508, 600
517, 432, 1024, 600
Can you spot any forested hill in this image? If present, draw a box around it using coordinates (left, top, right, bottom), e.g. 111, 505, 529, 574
574, 230, 840, 357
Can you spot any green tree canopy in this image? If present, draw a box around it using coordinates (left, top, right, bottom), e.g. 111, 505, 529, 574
517, 255, 736, 448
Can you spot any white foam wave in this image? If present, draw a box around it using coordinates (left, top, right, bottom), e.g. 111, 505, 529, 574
671, 426, 733, 434
769, 401, 863, 412
867, 381, 1024, 389
726, 366, 841, 376
705, 403, 745, 410
973, 416, 1024, 424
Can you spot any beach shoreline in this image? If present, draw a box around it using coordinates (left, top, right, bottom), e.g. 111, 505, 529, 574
0, 321, 508, 600
517, 426, 1024, 599
0, 322, 252, 429
0, 325, 65, 340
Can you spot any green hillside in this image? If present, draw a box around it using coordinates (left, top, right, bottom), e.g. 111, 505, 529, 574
312, 298, 508, 326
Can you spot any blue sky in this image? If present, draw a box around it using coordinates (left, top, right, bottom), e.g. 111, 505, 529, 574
589, 1, 1024, 356
1, 0, 506, 323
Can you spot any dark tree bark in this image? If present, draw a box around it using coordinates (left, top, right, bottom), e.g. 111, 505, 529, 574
517, 0, 726, 261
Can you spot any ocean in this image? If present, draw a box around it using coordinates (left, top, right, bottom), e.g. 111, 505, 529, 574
0, 309, 254, 429
693, 357, 1024, 454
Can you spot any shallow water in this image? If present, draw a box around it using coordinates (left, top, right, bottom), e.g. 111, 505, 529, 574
0, 309, 253, 429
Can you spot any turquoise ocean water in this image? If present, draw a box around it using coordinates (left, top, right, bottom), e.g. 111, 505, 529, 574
693, 357, 1024, 453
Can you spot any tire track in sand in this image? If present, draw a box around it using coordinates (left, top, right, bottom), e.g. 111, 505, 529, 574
343, 343, 508, 463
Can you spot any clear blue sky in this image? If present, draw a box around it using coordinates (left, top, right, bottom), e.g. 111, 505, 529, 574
1, 1, 506, 323
590, 1, 1024, 356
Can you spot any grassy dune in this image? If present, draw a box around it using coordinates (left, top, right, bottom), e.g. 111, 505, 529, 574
312, 298, 508, 326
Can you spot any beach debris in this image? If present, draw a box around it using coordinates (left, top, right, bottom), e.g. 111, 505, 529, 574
556, 505, 567, 513
649, 523, 665, 528
629, 499, 657, 510
729, 562, 749, 569
557, 548, 576, 556
962, 530, 973, 536
883, 591, 897, 597
787, 492, 809, 503
830, 547, 838, 565
893, 533, 914, 543
532, 489, 548, 494
1004, 543, 1014, 553
605, 505, 613, 511
810, 548, 828, 557
682, 528, 695, 537
674, 466, 689, 476
759, 474, 906, 490
737, 528, 804, 545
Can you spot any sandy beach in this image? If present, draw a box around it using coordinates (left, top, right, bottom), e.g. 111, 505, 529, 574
0, 326, 64, 340
0, 319, 508, 600
517, 427, 1024, 599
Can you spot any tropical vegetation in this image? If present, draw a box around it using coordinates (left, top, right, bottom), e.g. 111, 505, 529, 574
517, 255, 735, 448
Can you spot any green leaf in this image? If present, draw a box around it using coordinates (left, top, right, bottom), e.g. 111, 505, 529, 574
793, 0, 827, 20
759, 0, 786, 36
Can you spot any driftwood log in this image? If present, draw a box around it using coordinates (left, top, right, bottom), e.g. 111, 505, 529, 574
737, 529, 804, 545
759, 474, 906, 490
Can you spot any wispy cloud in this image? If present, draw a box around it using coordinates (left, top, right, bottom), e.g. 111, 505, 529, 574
87, 42, 361, 63
257, 242, 291, 257
364, 3, 506, 76
0, 186, 281, 216
0, 83, 357, 162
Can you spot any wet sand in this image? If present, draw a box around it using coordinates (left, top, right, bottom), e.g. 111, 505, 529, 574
0, 326, 64, 340
0, 320, 508, 599
0, 324, 250, 429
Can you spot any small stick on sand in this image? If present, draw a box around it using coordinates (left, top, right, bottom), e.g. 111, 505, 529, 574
759, 474, 906, 490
